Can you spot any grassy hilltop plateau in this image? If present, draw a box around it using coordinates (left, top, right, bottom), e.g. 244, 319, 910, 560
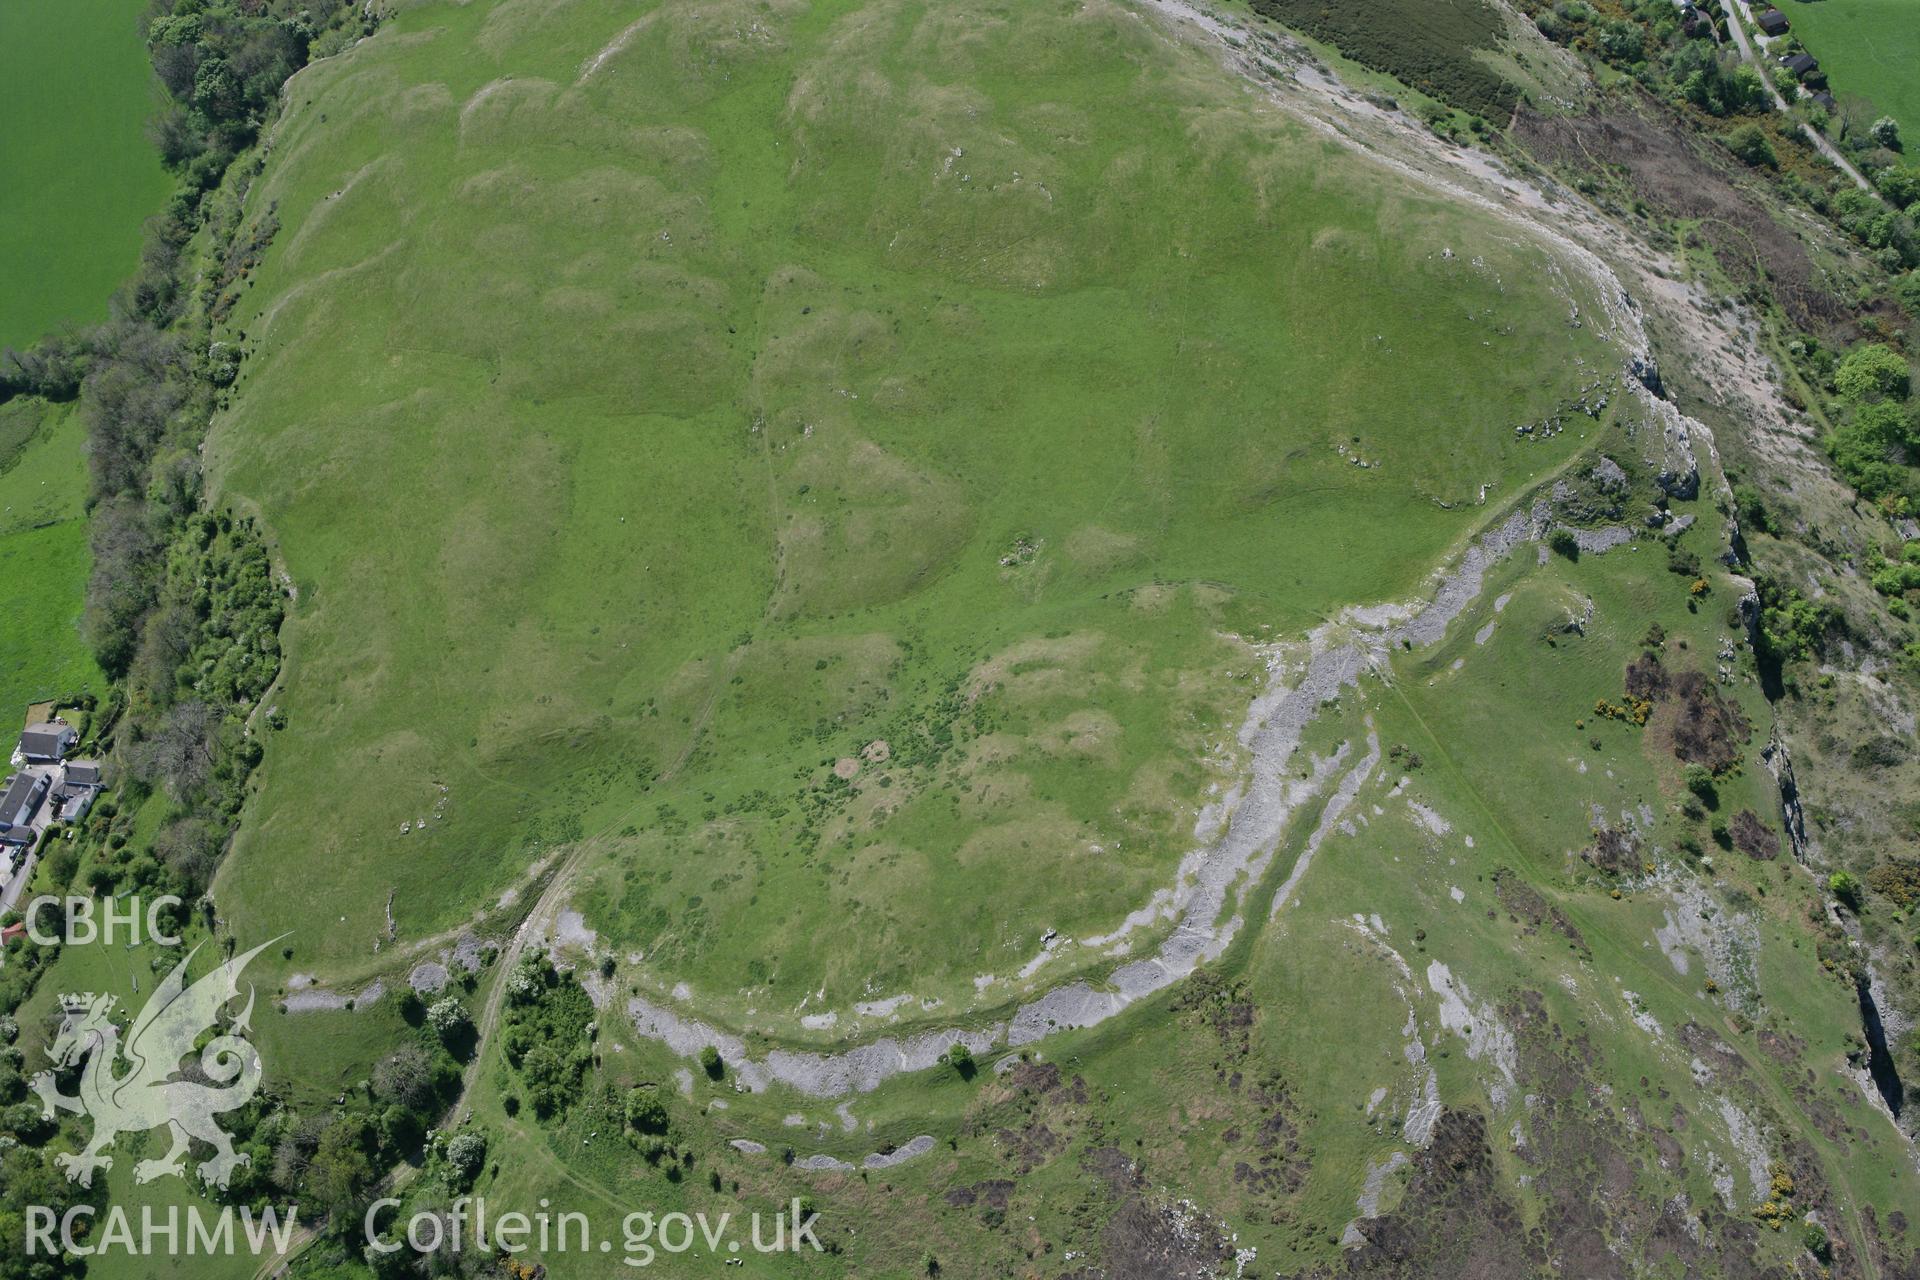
7, 0, 1920, 1277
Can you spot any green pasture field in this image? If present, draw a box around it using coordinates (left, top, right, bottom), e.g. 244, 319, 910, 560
207, 0, 1618, 1022
0, 0, 170, 349
1784, 0, 1920, 136
0, 400, 106, 718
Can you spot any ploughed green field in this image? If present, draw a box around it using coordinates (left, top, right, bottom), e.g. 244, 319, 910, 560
0, 399, 106, 718
1784, 0, 1920, 135
207, 0, 1617, 1012
0, 0, 170, 349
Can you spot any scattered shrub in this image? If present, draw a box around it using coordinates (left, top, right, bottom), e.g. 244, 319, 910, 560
427, 997, 471, 1039
1683, 763, 1717, 803
446, 1132, 487, 1187
626, 1090, 669, 1135
1867, 859, 1920, 909
1725, 123, 1777, 168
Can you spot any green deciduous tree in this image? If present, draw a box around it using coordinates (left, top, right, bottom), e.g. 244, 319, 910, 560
626, 1090, 669, 1134
1835, 343, 1911, 403
1725, 123, 1778, 169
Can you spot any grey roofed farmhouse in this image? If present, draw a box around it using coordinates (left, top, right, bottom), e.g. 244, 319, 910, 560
15, 722, 76, 762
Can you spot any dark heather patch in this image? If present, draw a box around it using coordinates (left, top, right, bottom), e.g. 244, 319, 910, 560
1665, 670, 1751, 774
1584, 824, 1642, 876
1621, 653, 1750, 774
1677, 1022, 1749, 1082
1246, 0, 1518, 120
1173, 969, 1257, 1061
1514, 101, 1858, 336
1863, 1205, 1920, 1280
1323, 991, 1790, 1279
1337, 1109, 1546, 1278
1066, 1146, 1234, 1280
1757, 1026, 1805, 1066
993, 1119, 1065, 1174
1492, 867, 1590, 953
1082, 1145, 1140, 1190
970, 1058, 1091, 1178
1650, 1126, 1684, 1172
944, 1177, 1016, 1219
1729, 809, 1780, 861
1626, 652, 1669, 701
1229, 1072, 1309, 1216
975, 1179, 1015, 1211
996, 1059, 1090, 1106
1001, 1059, 1065, 1095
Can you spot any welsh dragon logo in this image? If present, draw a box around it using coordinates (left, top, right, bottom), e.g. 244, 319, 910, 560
30, 938, 278, 1189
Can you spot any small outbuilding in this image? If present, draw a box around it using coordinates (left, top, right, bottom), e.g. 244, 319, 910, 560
1779, 52, 1820, 80
1756, 8, 1789, 37
52, 783, 96, 824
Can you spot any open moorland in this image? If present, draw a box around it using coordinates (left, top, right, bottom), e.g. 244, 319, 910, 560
5, 0, 1919, 1276
208, 0, 1617, 1022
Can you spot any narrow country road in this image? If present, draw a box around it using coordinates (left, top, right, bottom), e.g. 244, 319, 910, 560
1715, 0, 1876, 193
